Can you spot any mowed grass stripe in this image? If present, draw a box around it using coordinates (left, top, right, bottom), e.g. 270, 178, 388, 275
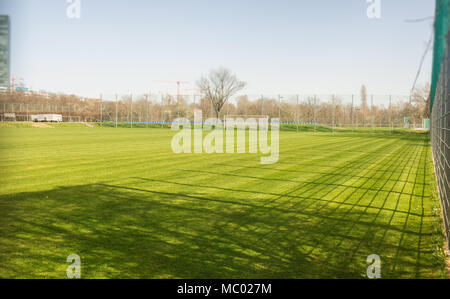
0, 127, 446, 278
318, 138, 423, 278
0, 130, 392, 195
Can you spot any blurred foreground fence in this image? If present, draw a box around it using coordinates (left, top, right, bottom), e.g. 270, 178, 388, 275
0, 94, 428, 129
430, 0, 450, 248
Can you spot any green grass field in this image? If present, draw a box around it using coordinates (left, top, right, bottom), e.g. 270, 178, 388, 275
0, 124, 447, 278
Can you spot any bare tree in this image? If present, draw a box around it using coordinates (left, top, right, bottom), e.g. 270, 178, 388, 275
411, 83, 431, 118
197, 68, 246, 118
361, 85, 368, 126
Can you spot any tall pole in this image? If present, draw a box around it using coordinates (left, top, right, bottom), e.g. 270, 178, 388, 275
139, 97, 142, 124
351, 95, 354, 132
409, 93, 412, 130
177, 82, 182, 124
343, 107, 346, 127
193, 94, 196, 121
332, 95, 335, 132
177, 93, 180, 121
161, 94, 165, 128
245, 96, 248, 117
296, 94, 299, 132
278, 95, 281, 121
225, 97, 229, 119
100, 94, 103, 127
211, 101, 214, 118
115, 94, 118, 128
389, 95, 392, 132
146, 94, 149, 128
371, 95, 374, 130
313, 95, 317, 133
362, 93, 365, 127
261, 95, 264, 116
130, 94, 133, 128
68, 102, 71, 123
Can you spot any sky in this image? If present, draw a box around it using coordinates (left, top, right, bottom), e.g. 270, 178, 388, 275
0, 0, 436, 99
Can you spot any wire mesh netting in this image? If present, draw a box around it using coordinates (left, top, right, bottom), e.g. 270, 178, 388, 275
431, 32, 450, 247
0, 92, 429, 130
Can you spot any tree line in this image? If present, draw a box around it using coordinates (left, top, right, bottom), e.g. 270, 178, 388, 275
0, 68, 430, 126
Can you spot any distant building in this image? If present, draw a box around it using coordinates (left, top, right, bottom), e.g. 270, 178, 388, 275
0, 16, 10, 91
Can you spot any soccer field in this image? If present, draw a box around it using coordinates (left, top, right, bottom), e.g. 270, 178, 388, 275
0, 125, 446, 278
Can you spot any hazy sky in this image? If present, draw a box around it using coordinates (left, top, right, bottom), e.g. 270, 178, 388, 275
0, 0, 436, 99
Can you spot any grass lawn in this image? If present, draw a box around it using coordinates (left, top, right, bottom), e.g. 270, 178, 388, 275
0, 124, 447, 278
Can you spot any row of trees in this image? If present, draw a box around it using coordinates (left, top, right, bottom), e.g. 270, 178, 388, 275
0, 68, 430, 126
0, 92, 430, 126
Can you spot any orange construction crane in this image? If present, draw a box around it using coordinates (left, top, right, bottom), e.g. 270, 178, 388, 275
152, 80, 190, 98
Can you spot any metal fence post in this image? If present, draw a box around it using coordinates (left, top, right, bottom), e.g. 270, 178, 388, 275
313, 95, 317, 133
332, 95, 335, 132
161, 94, 165, 128
351, 95, 354, 132
100, 94, 103, 127
211, 101, 214, 118
389, 95, 392, 133
261, 95, 264, 117
278, 95, 281, 122
192, 94, 196, 121
371, 95, 374, 131
296, 94, 299, 132
177, 94, 180, 120
146, 94, 149, 128
115, 94, 118, 128
130, 94, 133, 128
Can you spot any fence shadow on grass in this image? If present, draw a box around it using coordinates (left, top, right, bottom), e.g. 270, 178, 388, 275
0, 174, 445, 278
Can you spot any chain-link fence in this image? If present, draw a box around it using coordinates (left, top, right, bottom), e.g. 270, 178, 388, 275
0, 93, 429, 130
430, 0, 450, 248
431, 33, 450, 247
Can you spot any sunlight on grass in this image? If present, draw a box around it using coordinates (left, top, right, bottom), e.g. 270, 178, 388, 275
0, 126, 446, 278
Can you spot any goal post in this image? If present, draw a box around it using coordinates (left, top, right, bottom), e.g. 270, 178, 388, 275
223, 114, 270, 122
223, 115, 270, 128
